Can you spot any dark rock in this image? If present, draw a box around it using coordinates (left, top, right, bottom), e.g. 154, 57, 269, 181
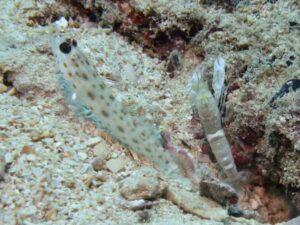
228, 205, 244, 217
199, 176, 238, 206
270, 79, 300, 108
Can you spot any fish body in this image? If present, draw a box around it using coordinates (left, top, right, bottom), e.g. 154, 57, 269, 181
51, 37, 186, 183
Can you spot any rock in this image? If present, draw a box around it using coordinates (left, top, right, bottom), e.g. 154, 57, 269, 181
21, 145, 36, 155
7, 87, 16, 96
228, 205, 259, 220
0, 83, 8, 93
106, 156, 127, 173
4, 152, 13, 163
286, 216, 300, 225
165, 184, 227, 221
199, 176, 238, 206
26, 154, 37, 162
78, 152, 87, 161
228, 205, 244, 217
119, 166, 167, 200
29, 130, 54, 142
86, 137, 102, 147
44, 208, 57, 221
92, 142, 111, 171
92, 157, 106, 172
93, 142, 110, 158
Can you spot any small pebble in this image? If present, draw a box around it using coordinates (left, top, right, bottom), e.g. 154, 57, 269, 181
138, 211, 151, 223
106, 156, 126, 173
249, 197, 259, 210
78, 152, 88, 161
4, 152, 13, 163
93, 142, 110, 158
8, 87, 16, 96
84, 174, 93, 188
92, 157, 106, 171
92, 143, 111, 171
26, 154, 37, 162
97, 196, 105, 205
30, 130, 54, 142
1, 194, 13, 205
86, 137, 102, 147
0, 83, 8, 93
21, 145, 35, 155
228, 205, 244, 217
91, 175, 104, 188
44, 208, 57, 221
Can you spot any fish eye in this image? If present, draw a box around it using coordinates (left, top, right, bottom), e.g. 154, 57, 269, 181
59, 41, 72, 54
59, 39, 77, 54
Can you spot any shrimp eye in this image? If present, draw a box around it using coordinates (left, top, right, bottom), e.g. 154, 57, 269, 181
59, 41, 72, 54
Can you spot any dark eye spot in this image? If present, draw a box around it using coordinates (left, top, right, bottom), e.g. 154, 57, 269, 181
99, 83, 105, 90
109, 95, 115, 100
87, 91, 95, 100
101, 110, 109, 117
82, 73, 88, 80
117, 126, 125, 133
59, 42, 72, 54
132, 138, 139, 144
